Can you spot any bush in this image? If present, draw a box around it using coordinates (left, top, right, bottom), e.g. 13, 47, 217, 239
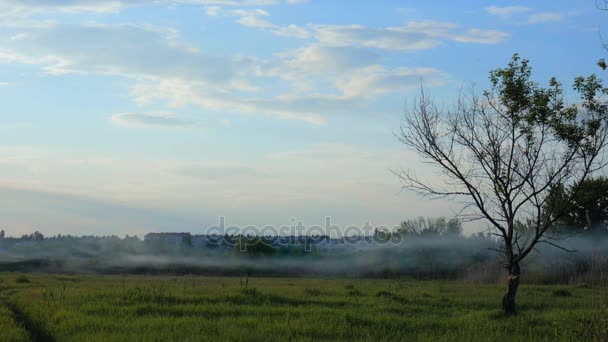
376, 290, 393, 298
15, 275, 30, 284
304, 288, 321, 296
346, 289, 364, 297
553, 289, 573, 297
376, 290, 408, 304
241, 288, 258, 296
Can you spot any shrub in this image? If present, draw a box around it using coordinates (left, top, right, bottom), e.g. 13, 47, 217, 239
241, 288, 258, 296
376, 290, 408, 304
375, 290, 393, 298
15, 275, 30, 284
346, 289, 364, 297
304, 288, 321, 296
553, 289, 573, 297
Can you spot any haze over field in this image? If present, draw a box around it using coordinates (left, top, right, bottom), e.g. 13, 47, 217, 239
0, 0, 603, 237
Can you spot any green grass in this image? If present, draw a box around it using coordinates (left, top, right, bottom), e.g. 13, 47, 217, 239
0, 273, 606, 341
0, 278, 30, 342
0, 304, 30, 342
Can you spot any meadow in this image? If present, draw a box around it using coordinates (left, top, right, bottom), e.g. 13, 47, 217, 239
0, 273, 606, 341
0, 273, 608, 341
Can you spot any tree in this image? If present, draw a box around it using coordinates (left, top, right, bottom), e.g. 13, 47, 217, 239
547, 177, 608, 237
396, 217, 462, 237
0, 230, 4, 239
445, 218, 463, 237
32, 231, 44, 241
396, 54, 608, 314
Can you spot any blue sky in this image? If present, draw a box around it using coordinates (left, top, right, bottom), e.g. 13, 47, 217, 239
0, 0, 604, 237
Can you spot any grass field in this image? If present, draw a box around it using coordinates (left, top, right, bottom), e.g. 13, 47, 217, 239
0, 273, 606, 341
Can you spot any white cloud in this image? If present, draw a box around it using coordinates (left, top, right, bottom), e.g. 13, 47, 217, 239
0, 0, 128, 18
10, 33, 28, 41
270, 24, 310, 39
129, 79, 331, 125
0, 11, 467, 125
178, 0, 288, 5
199, 2, 509, 47
111, 113, 200, 128
258, 44, 448, 98
0, 0, 308, 22
484, 5, 579, 25
335, 65, 446, 98
228, 14, 507, 46
263, 45, 381, 79
236, 14, 275, 28
311, 21, 508, 51
231, 8, 270, 16
0, 23, 253, 89
204, 5, 222, 16
484, 6, 532, 17
206, 5, 312, 38
172, 163, 267, 180
527, 11, 578, 24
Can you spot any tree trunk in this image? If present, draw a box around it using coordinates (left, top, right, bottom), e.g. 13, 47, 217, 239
502, 262, 520, 315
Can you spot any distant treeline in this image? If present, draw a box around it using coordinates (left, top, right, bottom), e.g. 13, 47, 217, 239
0, 216, 606, 284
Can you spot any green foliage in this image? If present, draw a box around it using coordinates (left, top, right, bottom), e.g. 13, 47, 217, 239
487, 54, 608, 155
548, 177, 608, 236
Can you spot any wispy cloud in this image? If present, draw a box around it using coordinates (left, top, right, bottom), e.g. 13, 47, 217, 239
185, 0, 307, 6
0, 2, 503, 126
0, 0, 308, 19
213, 8, 508, 46
173, 164, 268, 180
0, 0, 127, 18
484, 5, 580, 25
0, 20, 456, 125
110, 113, 199, 128
306, 21, 508, 50
484, 6, 532, 18
527, 11, 579, 24
0, 23, 254, 87
204, 6, 312, 38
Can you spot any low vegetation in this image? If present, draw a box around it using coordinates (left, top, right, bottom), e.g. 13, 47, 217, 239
0, 304, 29, 342
0, 273, 605, 341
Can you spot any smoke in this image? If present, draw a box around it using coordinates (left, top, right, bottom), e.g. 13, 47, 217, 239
1, 232, 606, 283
